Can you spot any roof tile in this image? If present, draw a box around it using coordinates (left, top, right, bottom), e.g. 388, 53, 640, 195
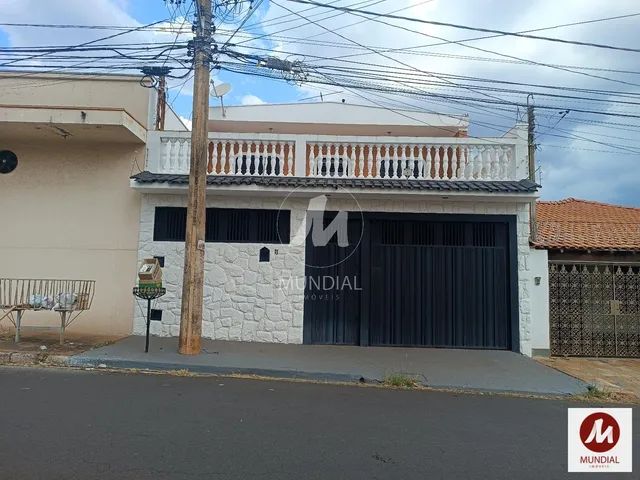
131, 171, 538, 194
534, 198, 640, 251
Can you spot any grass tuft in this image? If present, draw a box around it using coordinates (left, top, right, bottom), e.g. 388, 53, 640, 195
168, 369, 195, 377
383, 373, 419, 389
584, 384, 612, 400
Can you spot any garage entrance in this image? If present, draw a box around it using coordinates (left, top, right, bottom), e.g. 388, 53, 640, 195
549, 262, 640, 357
303, 213, 518, 350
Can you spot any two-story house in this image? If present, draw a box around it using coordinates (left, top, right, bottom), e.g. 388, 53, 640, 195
131, 102, 540, 356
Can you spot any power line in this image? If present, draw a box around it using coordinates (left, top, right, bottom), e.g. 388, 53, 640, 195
269, 0, 518, 119
284, 0, 640, 53
219, 0, 265, 49
399, 12, 640, 50
0, 18, 172, 68
300, 3, 640, 89
221, 57, 640, 119
163, 0, 195, 69
231, 0, 390, 47
319, 70, 640, 154
223, 29, 640, 76
229, 43, 640, 103
303, 0, 435, 41
235, 1, 640, 134
218, 58, 640, 155
242, 0, 379, 32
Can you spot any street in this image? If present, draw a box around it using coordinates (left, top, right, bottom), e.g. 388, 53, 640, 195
0, 367, 636, 480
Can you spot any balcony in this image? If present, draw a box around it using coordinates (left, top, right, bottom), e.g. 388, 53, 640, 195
146, 129, 529, 183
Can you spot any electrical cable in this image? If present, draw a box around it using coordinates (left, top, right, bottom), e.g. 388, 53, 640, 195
284, 1, 640, 54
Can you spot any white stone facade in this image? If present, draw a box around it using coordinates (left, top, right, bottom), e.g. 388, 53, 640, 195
135, 193, 534, 355
135, 194, 308, 344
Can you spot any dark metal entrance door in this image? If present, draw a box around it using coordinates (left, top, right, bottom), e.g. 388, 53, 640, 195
303, 217, 362, 345
549, 263, 640, 357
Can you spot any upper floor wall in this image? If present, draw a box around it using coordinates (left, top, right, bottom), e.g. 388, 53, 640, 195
0, 72, 153, 129
207, 102, 469, 137
0, 72, 188, 145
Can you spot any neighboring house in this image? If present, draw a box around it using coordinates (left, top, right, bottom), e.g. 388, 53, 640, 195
532, 198, 640, 358
0, 72, 185, 336
132, 102, 541, 356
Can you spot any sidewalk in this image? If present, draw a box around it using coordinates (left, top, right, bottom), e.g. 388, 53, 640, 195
537, 356, 640, 400
0, 329, 120, 366
70, 336, 587, 395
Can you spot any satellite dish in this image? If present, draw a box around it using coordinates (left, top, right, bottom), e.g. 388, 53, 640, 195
210, 82, 231, 97
0, 150, 18, 174
210, 82, 232, 118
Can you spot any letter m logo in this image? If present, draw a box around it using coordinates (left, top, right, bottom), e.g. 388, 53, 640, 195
304, 195, 349, 247
585, 419, 614, 445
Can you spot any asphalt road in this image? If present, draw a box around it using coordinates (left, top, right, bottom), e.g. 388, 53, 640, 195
0, 367, 636, 480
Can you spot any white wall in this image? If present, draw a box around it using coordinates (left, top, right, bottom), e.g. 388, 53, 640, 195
137, 194, 535, 354
529, 248, 550, 355
136, 195, 307, 343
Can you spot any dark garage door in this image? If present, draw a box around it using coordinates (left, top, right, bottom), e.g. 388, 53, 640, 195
304, 214, 517, 350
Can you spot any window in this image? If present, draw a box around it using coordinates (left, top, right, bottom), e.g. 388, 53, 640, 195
153, 207, 290, 244
154, 207, 187, 242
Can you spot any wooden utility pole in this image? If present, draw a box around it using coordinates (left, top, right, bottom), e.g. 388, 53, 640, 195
179, 0, 212, 355
527, 95, 537, 242
156, 75, 167, 131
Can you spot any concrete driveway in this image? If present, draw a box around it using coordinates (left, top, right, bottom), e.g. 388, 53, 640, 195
72, 336, 586, 395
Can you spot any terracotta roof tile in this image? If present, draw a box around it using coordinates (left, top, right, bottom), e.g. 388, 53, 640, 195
534, 198, 640, 251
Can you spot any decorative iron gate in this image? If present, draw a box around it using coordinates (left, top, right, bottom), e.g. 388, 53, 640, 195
549, 262, 640, 357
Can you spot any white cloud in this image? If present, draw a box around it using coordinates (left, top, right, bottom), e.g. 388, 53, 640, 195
240, 94, 266, 105
179, 116, 192, 130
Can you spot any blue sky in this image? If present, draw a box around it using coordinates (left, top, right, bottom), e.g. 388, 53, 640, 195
120, 0, 300, 116
1, 0, 640, 206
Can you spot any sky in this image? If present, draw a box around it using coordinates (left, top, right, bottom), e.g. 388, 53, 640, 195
1, 0, 639, 205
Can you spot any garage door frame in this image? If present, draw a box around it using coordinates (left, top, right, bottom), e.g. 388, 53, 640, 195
303, 212, 520, 351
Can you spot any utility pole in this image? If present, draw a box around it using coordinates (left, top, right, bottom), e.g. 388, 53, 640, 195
179, 0, 212, 355
527, 94, 537, 242
156, 74, 167, 131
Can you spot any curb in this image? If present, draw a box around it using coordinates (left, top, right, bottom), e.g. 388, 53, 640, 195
1, 353, 589, 399
0, 351, 70, 367
68, 357, 368, 384
66, 357, 585, 397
